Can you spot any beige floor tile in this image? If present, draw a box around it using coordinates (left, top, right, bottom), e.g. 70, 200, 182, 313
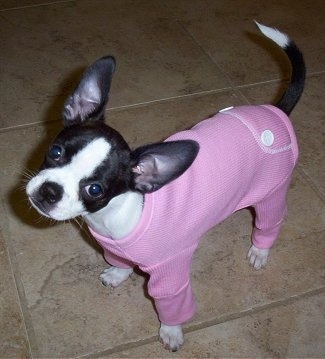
2, 89, 324, 357
0, 227, 30, 358
111, 292, 325, 358
1, 1, 324, 357
0, 0, 229, 129
240, 74, 325, 197
164, 0, 325, 84
107, 91, 245, 148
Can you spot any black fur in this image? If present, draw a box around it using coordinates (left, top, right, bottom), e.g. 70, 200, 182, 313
276, 41, 306, 115
40, 122, 133, 213
130, 140, 199, 193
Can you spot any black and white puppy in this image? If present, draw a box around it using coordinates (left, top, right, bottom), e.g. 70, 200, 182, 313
26, 23, 305, 351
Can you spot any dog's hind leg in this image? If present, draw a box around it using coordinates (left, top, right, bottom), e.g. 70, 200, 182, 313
248, 177, 292, 269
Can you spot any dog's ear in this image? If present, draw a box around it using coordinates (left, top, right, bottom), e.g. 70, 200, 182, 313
62, 56, 116, 126
131, 140, 199, 193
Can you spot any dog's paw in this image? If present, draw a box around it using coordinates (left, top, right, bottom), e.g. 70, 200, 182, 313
100, 267, 133, 287
159, 324, 184, 352
247, 245, 270, 270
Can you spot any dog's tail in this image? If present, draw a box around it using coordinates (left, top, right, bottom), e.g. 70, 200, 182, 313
256, 22, 306, 115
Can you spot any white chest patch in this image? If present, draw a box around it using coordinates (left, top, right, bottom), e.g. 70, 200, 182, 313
27, 138, 112, 220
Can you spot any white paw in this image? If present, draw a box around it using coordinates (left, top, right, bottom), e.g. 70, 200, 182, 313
100, 267, 133, 287
247, 245, 270, 270
159, 324, 184, 352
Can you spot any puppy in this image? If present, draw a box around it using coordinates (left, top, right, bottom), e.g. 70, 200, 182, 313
26, 22, 305, 351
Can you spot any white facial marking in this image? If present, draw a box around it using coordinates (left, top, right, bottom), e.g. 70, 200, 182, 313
27, 138, 111, 220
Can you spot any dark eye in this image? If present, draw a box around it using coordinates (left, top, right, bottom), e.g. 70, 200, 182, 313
49, 145, 63, 160
85, 184, 103, 198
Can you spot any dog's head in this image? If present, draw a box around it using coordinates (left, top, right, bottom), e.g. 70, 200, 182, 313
26, 56, 199, 221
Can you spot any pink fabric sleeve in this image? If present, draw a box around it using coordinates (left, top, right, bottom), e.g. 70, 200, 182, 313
252, 223, 283, 249
144, 245, 198, 326
252, 176, 291, 249
154, 281, 197, 325
103, 250, 134, 269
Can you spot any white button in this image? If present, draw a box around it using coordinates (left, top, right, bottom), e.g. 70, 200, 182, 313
219, 106, 234, 113
261, 130, 274, 146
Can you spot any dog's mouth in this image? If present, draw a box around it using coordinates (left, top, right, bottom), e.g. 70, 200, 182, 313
27, 184, 88, 221
28, 196, 52, 218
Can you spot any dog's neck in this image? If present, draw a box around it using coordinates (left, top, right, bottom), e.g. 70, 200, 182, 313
84, 191, 144, 240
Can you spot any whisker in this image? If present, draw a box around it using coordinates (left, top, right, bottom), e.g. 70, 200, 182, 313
21, 168, 37, 181
20, 169, 38, 191
73, 217, 86, 233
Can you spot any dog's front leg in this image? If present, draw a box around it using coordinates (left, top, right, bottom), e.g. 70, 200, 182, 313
159, 323, 184, 352
247, 244, 270, 270
100, 267, 133, 287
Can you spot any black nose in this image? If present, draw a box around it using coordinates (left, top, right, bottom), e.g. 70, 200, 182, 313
38, 181, 63, 205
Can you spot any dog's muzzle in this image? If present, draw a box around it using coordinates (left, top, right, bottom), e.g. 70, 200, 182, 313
28, 181, 63, 217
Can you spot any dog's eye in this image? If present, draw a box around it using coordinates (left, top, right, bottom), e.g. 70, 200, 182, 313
85, 184, 103, 198
49, 145, 63, 160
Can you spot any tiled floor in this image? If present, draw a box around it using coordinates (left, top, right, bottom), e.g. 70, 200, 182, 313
0, 1, 324, 358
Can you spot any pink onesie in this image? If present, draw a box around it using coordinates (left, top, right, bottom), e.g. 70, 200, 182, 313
89, 105, 298, 326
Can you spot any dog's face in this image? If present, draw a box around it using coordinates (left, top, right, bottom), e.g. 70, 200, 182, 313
26, 123, 133, 220
26, 56, 199, 221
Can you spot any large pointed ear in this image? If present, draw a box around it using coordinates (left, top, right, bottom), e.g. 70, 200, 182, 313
131, 140, 199, 193
62, 56, 116, 126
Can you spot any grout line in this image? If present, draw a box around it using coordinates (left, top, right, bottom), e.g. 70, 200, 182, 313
0, 0, 74, 12
0, 86, 234, 133
160, 0, 238, 92
1, 203, 39, 358
76, 286, 325, 358
0, 71, 324, 134
308, 70, 325, 76
296, 165, 325, 201
177, 23, 236, 90
184, 286, 325, 335
108, 86, 234, 111
0, 76, 295, 134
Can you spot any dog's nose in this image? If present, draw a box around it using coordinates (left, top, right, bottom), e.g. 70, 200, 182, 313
39, 181, 63, 205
